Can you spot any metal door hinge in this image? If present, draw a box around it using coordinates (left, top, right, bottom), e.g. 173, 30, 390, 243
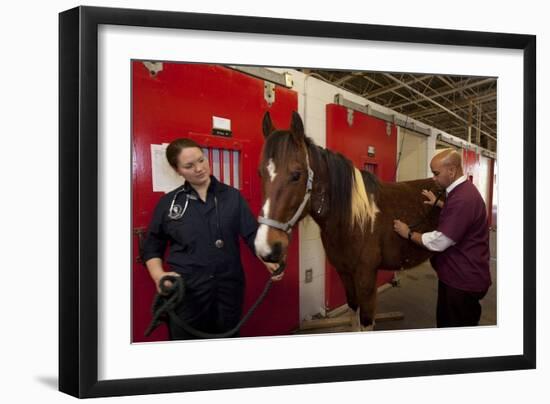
133, 227, 147, 263
347, 108, 354, 126
386, 122, 392, 136
264, 81, 276, 106
143, 61, 163, 77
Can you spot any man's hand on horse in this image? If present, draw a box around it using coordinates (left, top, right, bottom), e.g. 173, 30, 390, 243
422, 189, 437, 205
393, 219, 410, 239
422, 189, 444, 208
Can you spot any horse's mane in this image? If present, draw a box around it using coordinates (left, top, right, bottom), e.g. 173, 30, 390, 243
361, 169, 381, 197
306, 138, 378, 233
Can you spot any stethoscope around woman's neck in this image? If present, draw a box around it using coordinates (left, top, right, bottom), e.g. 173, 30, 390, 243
167, 186, 225, 249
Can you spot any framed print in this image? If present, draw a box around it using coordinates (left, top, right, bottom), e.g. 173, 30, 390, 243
59, 5, 536, 398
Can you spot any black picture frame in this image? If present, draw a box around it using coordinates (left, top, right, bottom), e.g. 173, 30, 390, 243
59, 5, 536, 399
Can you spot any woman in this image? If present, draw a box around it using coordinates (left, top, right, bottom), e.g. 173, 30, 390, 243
142, 138, 281, 340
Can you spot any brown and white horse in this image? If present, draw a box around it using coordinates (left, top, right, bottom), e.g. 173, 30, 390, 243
254, 111, 442, 330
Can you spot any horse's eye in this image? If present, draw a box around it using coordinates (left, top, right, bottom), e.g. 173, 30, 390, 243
290, 171, 301, 182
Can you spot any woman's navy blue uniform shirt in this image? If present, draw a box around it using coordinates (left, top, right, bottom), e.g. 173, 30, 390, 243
142, 176, 258, 288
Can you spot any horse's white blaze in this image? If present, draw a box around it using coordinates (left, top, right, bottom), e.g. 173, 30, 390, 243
254, 224, 272, 257
254, 198, 272, 257
267, 159, 277, 182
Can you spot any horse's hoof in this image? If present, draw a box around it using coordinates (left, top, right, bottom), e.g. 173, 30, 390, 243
360, 321, 375, 332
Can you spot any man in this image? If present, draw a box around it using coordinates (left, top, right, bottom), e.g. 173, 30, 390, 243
393, 149, 491, 328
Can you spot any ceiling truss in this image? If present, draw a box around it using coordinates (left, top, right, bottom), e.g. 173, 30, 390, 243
301, 70, 497, 151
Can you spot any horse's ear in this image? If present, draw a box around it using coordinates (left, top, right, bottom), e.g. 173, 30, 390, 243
262, 112, 276, 138
290, 111, 305, 140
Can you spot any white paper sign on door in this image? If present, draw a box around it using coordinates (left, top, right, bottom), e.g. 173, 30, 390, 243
151, 143, 185, 193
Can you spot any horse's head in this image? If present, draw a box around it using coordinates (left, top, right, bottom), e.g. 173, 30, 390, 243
254, 111, 313, 264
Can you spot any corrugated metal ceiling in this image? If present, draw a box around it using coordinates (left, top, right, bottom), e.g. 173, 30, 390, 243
299, 69, 497, 151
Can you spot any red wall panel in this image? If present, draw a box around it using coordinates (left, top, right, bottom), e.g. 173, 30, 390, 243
462, 148, 480, 183
462, 149, 496, 226
132, 62, 299, 341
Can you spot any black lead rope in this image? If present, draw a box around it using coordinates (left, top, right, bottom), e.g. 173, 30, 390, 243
144, 264, 286, 339
408, 191, 444, 230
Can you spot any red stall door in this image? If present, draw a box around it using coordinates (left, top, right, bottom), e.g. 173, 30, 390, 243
132, 62, 299, 342
325, 104, 398, 311
462, 148, 479, 183
463, 148, 496, 227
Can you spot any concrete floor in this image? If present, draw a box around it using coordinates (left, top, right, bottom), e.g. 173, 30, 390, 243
296, 230, 496, 334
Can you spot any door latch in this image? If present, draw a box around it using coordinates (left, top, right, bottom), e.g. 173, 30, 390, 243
133, 227, 147, 263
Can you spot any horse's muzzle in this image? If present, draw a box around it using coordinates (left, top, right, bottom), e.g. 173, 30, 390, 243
261, 241, 283, 263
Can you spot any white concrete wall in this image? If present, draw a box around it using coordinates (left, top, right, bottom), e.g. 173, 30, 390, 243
396, 127, 429, 181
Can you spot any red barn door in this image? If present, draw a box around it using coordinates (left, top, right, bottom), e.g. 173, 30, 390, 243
132, 62, 299, 341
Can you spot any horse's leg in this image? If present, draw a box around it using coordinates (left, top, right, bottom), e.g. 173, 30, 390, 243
336, 271, 360, 331
336, 271, 358, 311
355, 265, 379, 331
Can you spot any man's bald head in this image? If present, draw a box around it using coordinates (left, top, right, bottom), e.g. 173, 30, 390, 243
430, 149, 464, 189
432, 149, 463, 171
